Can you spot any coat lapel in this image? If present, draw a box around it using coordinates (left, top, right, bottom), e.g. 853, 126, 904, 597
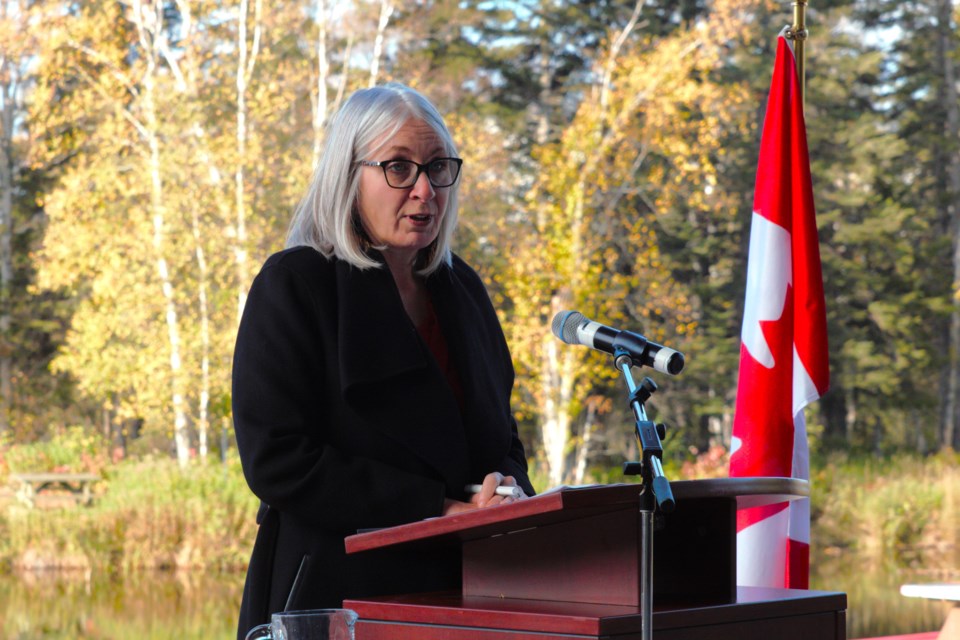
426, 262, 512, 481
334, 259, 471, 492
336, 260, 425, 389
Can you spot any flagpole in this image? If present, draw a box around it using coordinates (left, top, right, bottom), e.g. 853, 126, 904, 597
788, 0, 808, 105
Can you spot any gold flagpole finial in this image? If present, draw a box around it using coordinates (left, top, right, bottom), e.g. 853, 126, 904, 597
785, 0, 809, 106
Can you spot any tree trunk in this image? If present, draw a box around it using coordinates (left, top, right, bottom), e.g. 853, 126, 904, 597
191, 204, 210, 460
534, 6, 645, 486
369, 0, 393, 88
148, 110, 191, 470
540, 325, 575, 487
538, 185, 584, 487
135, 0, 191, 468
335, 31, 354, 110
309, 0, 350, 166
234, 0, 262, 325
845, 388, 857, 446
312, 0, 330, 169
938, 0, 960, 451
533, 41, 551, 146
0, 62, 14, 434
572, 401, 597, 485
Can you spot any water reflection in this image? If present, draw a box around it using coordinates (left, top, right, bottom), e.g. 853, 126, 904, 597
812, 554, 946, 639
0, 570, 243, 639
0, 559, 950, 639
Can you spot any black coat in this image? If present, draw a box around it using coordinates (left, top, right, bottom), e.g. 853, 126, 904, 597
233, 246, 533, 638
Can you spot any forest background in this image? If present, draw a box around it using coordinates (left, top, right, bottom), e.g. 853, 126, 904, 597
0, 0, 958, 579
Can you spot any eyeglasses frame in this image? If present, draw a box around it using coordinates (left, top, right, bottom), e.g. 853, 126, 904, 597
357, 157, 463, 189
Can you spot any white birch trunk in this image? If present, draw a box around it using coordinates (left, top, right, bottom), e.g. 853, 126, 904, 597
369, 0, 393, 88
335, 31, 354, 111
534, 44, 551, 146
535, 6, 647, 487
538, 182, 586, 486
572, 402, 597, 485
540, 332, 576, 487
191, 204, 210, 460
0, 0, 27, 434
134, 0, 191, 468
186, 130, 228, 463
312, 0, 330, 169
164, 3, 219, 461
234, 0, 261, 325
0, 55, 15, 434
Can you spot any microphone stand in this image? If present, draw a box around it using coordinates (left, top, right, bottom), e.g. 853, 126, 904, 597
616, 348, 676, 640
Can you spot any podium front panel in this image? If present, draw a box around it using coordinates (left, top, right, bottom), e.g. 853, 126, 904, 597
344, 480, 809, 609
461, 496, 735, 606
346, 587, 846, 639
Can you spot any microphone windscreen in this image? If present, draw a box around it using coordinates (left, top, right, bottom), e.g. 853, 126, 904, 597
551, 311, 585, 344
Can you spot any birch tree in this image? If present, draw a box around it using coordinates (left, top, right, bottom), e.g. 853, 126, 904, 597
0, 1, 32, 434
368, 0, 393, 87
127, 1, 192, 466
311, 0, 353, 169
503, 0, 758, 486
232, 0, 262, 326
31, 2, 221, 459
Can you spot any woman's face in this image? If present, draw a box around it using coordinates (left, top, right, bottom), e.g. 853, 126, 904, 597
356, 118, 451, 264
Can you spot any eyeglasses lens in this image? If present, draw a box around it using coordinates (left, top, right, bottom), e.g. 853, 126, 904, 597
383, 159, 459, 188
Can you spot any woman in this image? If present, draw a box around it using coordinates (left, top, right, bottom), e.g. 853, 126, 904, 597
232, 83, 534, 637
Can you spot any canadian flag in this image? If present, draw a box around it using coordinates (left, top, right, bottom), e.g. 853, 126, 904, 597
729, 33, 830, 590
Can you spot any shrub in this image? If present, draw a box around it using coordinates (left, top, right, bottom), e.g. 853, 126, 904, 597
0, 426, 110, 479
812, 451, 958, 566
1, 453, 258, 572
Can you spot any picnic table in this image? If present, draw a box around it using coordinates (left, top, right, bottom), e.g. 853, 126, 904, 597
10, 472, 99, 508
900, 583, 960, 640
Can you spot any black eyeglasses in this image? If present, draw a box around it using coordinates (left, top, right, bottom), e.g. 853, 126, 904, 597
358, 157, 463, 189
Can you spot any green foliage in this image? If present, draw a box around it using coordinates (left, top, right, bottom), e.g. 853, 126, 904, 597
0, 454, 258, 572
565, 449, 958, 572
2, 0, 959, 485
0, 426, 109, 477
802, 1, 950, 449
812, 451, 959, 564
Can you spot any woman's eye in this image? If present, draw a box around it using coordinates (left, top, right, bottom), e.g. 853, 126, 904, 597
386, 162, 412, 175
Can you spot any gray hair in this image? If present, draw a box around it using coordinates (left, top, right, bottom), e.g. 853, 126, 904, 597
286, 83, 460, 275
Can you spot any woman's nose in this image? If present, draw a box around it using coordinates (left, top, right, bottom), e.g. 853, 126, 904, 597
409, 170, 436, 200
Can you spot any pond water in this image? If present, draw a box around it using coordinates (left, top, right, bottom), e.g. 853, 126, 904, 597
0, 559, 948, 639
812, 555, 947, 639
0, 570, 244, 639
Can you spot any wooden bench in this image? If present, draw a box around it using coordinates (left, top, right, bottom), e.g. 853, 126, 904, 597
9, 472, 100, 508
900, 583, 960, 639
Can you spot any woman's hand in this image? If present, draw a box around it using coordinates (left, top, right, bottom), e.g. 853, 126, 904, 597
442, 472, 527, 516
442, 498, 474, 515
473, 471, 522, 507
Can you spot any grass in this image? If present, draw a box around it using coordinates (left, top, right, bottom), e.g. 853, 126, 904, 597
1, 431, 957, 576
812, 450, 960, 569
0, 452, 258, 573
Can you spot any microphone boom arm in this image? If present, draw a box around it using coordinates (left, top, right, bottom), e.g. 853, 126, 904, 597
616, 351, 675, 513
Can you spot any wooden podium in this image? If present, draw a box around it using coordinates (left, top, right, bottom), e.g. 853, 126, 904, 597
344, 479, 847, 639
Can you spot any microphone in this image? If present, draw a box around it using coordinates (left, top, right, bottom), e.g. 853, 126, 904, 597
551, 311, 685, 375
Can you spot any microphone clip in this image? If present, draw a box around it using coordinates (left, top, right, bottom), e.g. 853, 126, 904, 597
616, 353, 675, 515
630, 376, 658, 406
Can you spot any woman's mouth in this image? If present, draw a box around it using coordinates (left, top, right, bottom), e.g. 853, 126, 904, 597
406, 213, 434, 225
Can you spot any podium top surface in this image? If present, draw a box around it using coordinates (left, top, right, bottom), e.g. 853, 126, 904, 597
345, 477, 807, 555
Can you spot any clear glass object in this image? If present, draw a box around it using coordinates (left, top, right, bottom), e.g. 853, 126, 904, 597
244, 608, 358, 640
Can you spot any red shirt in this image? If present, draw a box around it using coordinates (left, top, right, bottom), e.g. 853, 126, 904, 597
416, 301, 465, 410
